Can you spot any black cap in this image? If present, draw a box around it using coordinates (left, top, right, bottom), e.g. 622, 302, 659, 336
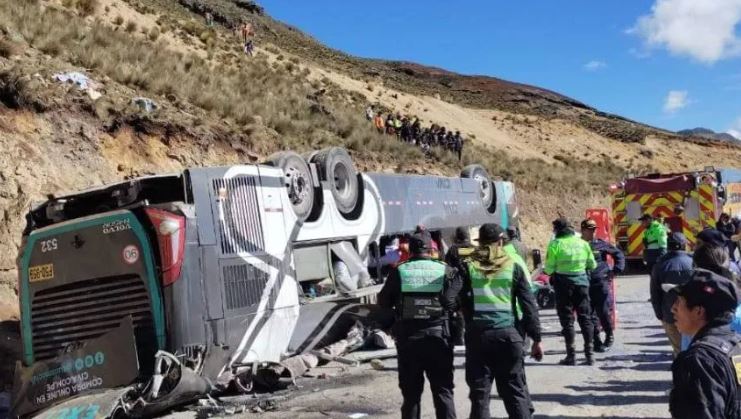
409, 230, 433, 254
667, 232, 687, 250
478, 223, 506, 243
664, 269, 739, 319
580, 219, 598, 230
552, 217, 571, 231
697, 228, 727, 247
454, 227, 470, 244
639, 214, 653, 221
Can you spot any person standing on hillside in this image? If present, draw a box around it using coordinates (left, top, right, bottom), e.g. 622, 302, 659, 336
373, 111, 385, 134
454, 131, 464, 161
580, 219, 625, 352
649, 232, 693, 355
640, 214, 668, 271
378, 229, 459, 419
458, 224, 542, 419
544, 218, 597, 365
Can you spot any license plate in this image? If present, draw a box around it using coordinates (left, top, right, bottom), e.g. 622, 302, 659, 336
29, 264, 54, 282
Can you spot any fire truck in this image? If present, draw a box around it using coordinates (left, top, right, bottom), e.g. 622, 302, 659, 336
609, 168, 741, 261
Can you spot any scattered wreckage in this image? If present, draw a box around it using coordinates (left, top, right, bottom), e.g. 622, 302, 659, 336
11, 147, 519, 417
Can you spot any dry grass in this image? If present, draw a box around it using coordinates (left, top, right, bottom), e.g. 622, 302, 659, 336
0, 0, 629, 236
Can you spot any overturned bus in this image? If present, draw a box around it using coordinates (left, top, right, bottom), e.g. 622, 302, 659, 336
12, 147, 518, 417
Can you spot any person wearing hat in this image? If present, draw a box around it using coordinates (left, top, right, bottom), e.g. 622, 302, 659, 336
649, 232, 693, 355
696, 228, 741, 276
378, 228, 460, 419
580, 218, 625, 352
667, 269, 741, 418
458, 223, 542, 419
640, 214, 668, 271
545, 217, 597, 365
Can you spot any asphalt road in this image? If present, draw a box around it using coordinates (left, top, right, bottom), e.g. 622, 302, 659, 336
172, 274, 674, 419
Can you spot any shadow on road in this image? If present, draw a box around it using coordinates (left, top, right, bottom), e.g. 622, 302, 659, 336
566, 379, 669, 393
535, 416, 665, 419
530, 392, 667, 406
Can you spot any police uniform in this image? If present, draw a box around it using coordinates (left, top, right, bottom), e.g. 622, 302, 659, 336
545, 218, 597, 365
641, 215, 668, 270
378, 230, 460, 419
582, 219, 625, 352
668, 269, 741, 419
459, 224, 541, 419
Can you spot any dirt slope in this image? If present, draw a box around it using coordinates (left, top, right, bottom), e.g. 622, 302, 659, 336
1, 0, 741, 325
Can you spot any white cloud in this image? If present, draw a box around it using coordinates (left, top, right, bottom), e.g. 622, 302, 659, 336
583, 60, 607, 71
630, 0, 741, 64
663, 90, 690, 113
728, 117, 741, 139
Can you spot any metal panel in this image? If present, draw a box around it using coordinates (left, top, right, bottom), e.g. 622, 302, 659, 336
365, 173, 497, 235
201, 246, 224, 320
187, 169, 217, 246
221, 262, 270, 312
212, 176, 265, 255
293, 245, 330, 282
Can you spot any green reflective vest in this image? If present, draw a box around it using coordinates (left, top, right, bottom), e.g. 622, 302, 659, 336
544, 233, 596, 286
467, 257, 516, 328
503, 243, 531, 283
398, 259, 446, 320
644, 220, 668, 250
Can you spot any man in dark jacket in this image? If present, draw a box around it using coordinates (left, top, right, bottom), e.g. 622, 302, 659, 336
444, 226, 472, 346
378, 229, 460, 419
668, 269, 741, 419
580, 219, 625, 352
650, 232, 693, 355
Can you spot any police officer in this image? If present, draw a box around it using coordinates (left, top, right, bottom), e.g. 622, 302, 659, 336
378, 228, 460, 419
668, 269, 741, 418
580, 219, 625, 352
545, 218, 597, 365
444, 226, 472, 345
459, 224, 543, 419
640, 214, 668, 271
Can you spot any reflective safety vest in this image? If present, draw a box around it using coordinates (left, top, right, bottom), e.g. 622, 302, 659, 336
503, 243, 531, 283
644, 221, 668, 250
544, 234, 596, 286
468, 257, 517, 329
398, 259, 446, 320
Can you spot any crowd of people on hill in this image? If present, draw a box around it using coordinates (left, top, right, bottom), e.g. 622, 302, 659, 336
365, 106, 464, 161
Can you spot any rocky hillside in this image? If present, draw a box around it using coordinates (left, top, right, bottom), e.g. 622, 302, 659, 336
2, 0, 741, 321
678, 128, 739, 142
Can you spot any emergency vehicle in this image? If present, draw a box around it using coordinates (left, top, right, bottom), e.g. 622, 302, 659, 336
12, 147, 518, 418
609, 168, 741, 261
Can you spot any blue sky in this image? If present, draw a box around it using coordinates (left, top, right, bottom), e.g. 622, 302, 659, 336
260, 0, 741, 137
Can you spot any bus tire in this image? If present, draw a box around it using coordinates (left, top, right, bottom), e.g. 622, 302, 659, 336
266, 151, 315, 221
461, 164, 495, 211
312, 147, 359, 217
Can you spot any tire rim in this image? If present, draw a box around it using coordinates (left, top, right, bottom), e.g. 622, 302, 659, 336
333, 163, 352, 201
285, 166, 310, 206
473, 174, 492, 205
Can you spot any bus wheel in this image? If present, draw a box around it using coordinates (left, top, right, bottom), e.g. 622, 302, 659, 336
312, 147, 359, 217
461, 164, 494, 211
266, 151, 315, 221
